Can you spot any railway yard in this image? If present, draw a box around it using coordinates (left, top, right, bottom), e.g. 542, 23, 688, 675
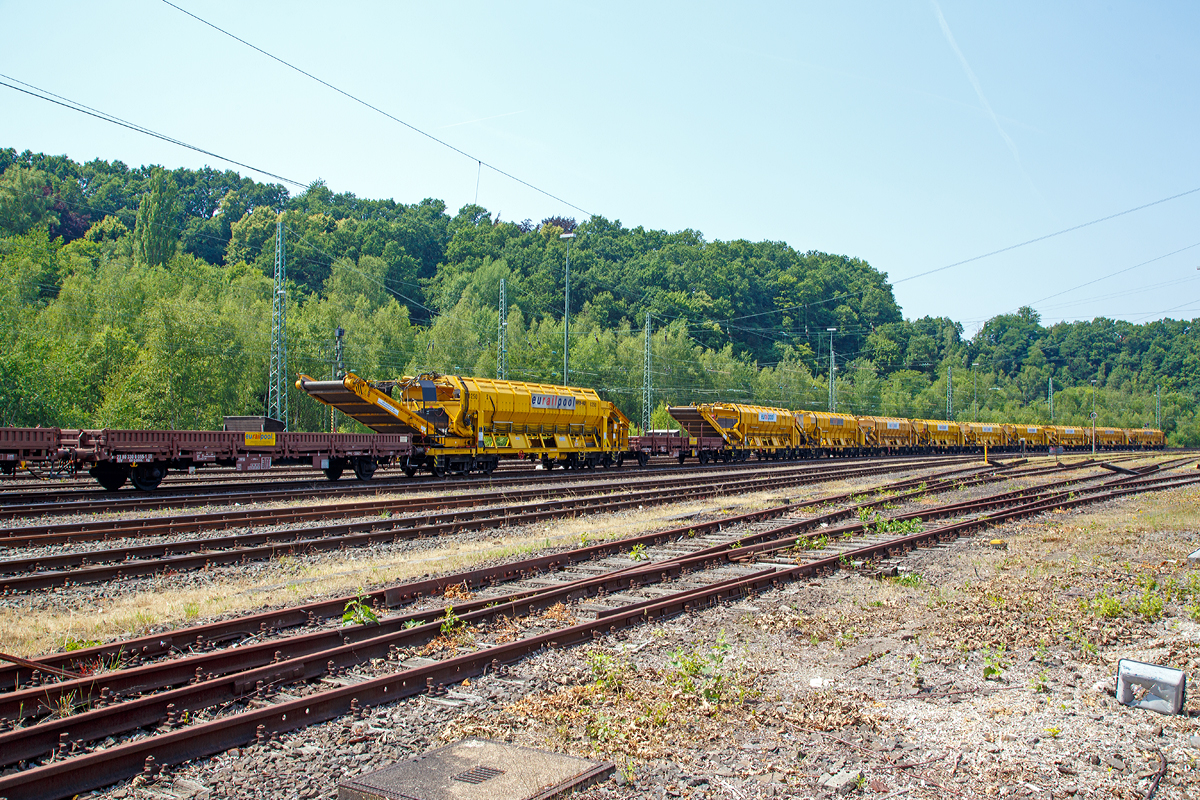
0, 452, 1195, 800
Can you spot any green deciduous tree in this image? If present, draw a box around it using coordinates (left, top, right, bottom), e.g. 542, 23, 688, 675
133, 169, 180, 268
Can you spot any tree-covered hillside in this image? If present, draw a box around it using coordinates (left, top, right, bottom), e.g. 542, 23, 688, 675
1, 147, 1197, 443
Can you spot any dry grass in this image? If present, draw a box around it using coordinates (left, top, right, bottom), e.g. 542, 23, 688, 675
0, 464, 1001, 657
0, 488, 820, 657
880, 482, 1200, 663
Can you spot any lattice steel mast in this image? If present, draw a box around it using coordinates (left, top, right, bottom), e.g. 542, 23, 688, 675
827, 328, 837, 412
497, 277, 508, 380
267, 216, 288, 429
642, 312, 652, 433
946, 366, 953, 419
330, 326, 344, 432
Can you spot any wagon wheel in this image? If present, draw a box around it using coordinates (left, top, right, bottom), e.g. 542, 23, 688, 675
130, 463, 166, 491
353, 457, 377, 481
90, 462, 130, 491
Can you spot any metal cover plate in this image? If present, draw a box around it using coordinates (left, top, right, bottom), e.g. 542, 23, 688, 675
338, 739, 613, 800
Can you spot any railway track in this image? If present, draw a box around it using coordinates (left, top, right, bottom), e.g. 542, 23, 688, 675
0, 456, 1193, 800
0, 456, 984, 592
0, 453, 966, 520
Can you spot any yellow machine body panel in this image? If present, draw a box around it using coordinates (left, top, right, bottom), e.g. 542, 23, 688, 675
796, 411, 862, 448
696, 403, 797, 449
1009, 424, 1048, 448
1047, 425, 1089, 448
298, 372, 628, 457
861, 416, 915, 448
962, 422, 1009, 447
1094, 427, 1128, 448
1128, 428, 1165, 448
459, 376, 629, 453
913, 419, 964, 447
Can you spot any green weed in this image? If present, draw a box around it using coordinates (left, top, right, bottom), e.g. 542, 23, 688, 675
667, 630, 734, 702
983, 645, 1009, 680
342, 592, 380, 627
63, 637, 101, 652
439, 607, 462, 636
892, 573, 923, 588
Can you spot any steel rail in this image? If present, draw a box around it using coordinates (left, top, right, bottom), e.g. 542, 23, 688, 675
0, 465, 998, 715
0, 460, 1142, 739
0, 462, 984, 690
0, 455, 974, 543
0, 458, 981, 593
0, 467, 1192, 800
0, 458, 1116, 693
0, 453, 973, 517
0, 464, 1121, 762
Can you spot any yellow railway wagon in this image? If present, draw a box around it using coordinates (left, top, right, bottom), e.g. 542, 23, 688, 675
914, 419, 965, 450
698, 402, 798, 454
1128, 428, 1166, 449
1094, 427, 1128, 450
1048, 425, 1090, 450
962, 422, 1009, 449
797, 411, 863, 453
297, 372, 630, 475
666, 403, 797, 463
860, 416, 916, 450
1009, 424, 1049, 450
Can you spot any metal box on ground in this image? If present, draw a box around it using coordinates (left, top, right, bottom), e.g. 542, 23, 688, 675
1116, 658, 1187, 715
338, 739, 614, 800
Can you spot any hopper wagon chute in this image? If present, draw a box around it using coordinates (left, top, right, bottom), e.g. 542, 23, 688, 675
911, 419, 965, 452
297, 372, 630, 476
861, 416, 916, 452
962, 422, 1010, 452
666, 402, 796, 464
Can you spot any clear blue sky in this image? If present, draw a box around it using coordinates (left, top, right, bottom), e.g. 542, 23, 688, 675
3, 1, 1198, 333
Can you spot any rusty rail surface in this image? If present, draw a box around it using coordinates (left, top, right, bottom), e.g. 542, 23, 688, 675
0, 463, 1193, 800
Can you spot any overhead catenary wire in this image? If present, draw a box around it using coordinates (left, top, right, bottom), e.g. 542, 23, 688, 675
893, 185, 1200, 286
0, 74, 306, 188
1017, 240, 1200, 314
161, 0, 592, 218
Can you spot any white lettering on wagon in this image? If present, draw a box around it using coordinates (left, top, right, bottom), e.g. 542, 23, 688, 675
531, 393, 576, 410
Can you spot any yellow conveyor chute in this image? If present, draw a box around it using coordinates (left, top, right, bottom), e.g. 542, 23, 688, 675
295, 373, 436, 437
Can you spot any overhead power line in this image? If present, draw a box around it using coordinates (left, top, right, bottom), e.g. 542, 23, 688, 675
1020, 240, 1200, 312
0, 73, 306, 188
162, 0, 592, 217
895, 185, 1200, 286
